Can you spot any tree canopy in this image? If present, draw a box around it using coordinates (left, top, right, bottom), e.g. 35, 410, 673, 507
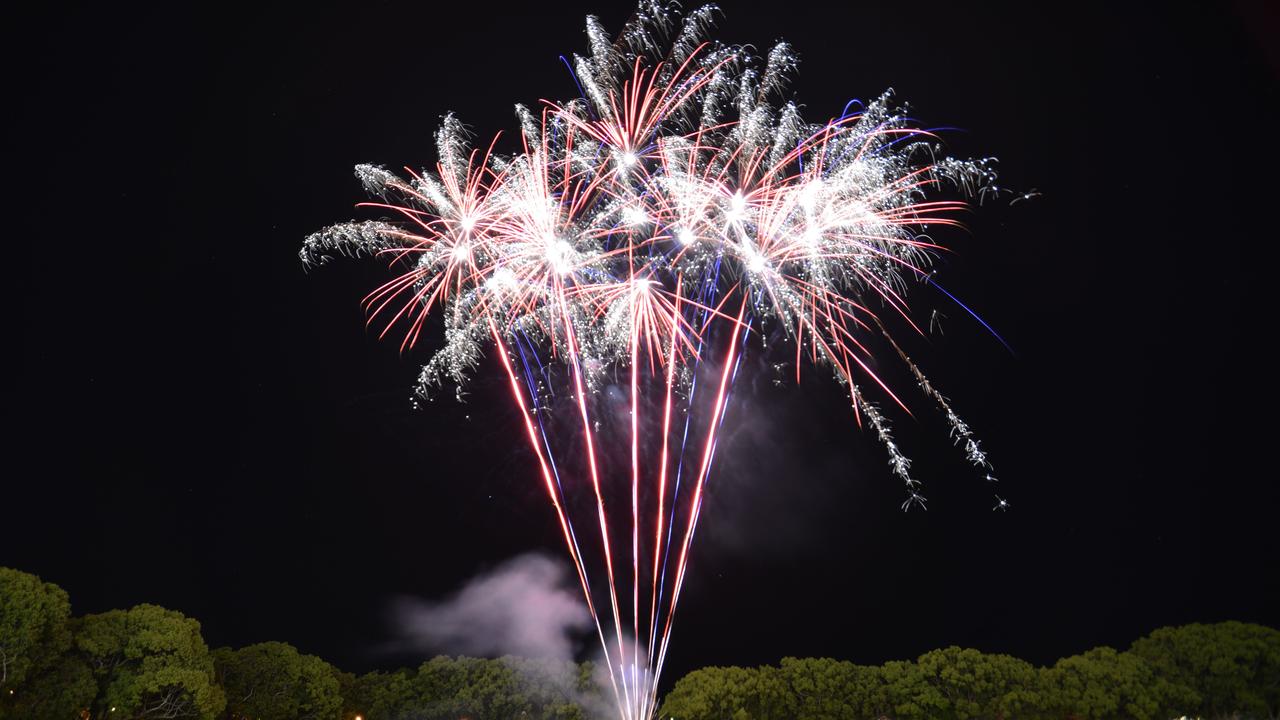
74, 604, 226, 720
3, 566, 1279, 720
659, 633, 1280, 720
1130, 620, 1280, 719
0, 567, 72, 692
214, 642, 341, 720
344, 655, 600, 720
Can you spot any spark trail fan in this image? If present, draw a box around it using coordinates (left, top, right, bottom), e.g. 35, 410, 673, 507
304, 4, 1005, 719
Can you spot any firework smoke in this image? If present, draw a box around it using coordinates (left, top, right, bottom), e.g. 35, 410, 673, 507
392, 553, 593, 661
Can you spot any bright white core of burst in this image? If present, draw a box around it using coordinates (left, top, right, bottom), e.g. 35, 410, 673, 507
622, 206, 648, 226
727, 192, 747, 221
621, 151, 638, 167
452, 243, 471, 262
798, 181, 822, 212
487, 267, 516, 291
676, 227, 696, 245
460, 216, 476, 233
547, 239, 574, 274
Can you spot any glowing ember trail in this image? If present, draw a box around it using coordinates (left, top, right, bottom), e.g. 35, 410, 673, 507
303, 4, 1007, 719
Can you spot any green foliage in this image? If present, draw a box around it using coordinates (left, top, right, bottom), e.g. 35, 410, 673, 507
0, 567, 73, 693
334, 669, 371, 720
656, 637, 1276, 720
777, 657, 881, 720
1130, 621, 1280, 719
913, 646, 1041, 720
6, 567, 1280, 720
876, 659, 944, 720
348, 656, 597, 720
660, 652, 1044, 720
1036, 646, 1176, 720
214, 641, 341, 720
0, 568, 89, 720
659, 665, 766, 720
1, 650, 96, 720
75, 604, 225, 720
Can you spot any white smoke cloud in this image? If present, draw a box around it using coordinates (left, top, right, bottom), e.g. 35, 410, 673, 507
392, 552, 593, 660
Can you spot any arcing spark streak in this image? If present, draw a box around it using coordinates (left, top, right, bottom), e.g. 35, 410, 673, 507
304, 4, 1003, 719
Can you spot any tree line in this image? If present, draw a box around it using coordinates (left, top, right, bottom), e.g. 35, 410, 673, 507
657, 635, 1280, 720
3, 567, 1277, 719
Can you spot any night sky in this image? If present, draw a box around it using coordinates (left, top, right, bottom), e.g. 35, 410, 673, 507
10, 0, 1279, 692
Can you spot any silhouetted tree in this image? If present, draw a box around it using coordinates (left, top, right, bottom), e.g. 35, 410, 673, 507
913, 646, 1041, 720
75, 604, 225, 720
1129, 621, 1280, 719
213, 642, 340, 720
1039, 646, 1179, 720
0, 567, 72, 693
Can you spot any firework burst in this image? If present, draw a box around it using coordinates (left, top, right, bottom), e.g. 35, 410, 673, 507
304, 4, 1004, 719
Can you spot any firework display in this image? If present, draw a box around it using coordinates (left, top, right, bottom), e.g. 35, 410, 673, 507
304, 4, 1002, 719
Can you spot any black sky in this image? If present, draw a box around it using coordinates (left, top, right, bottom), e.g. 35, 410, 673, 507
8, 0, 1279, 690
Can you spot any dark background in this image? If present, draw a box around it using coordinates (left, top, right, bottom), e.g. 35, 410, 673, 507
8, 0, 1279, 690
